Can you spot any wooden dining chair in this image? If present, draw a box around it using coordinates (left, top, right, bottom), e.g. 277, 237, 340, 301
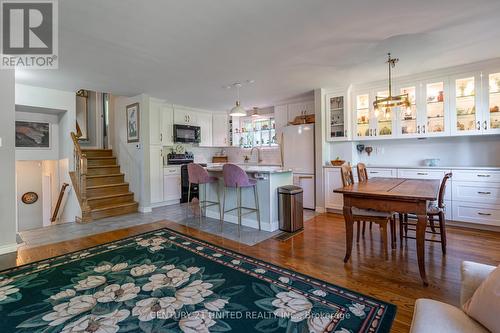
340, 165, 396, 255
356, 163, 373, 236
399, 173, 452, 255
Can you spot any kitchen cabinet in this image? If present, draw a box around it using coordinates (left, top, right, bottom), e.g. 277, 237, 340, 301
423, 79, 450, 137
163, 166, 181, 202
324, 168, 344, 210
354, 93, 372, 139
174, 107, 198, 125
212, 113, 229, 146
373, 89, 396, 138
450, 73, 482, 136
287, 101, 314, 122
366, 167, 397, 178
197, 112, 212, 147
325, 92, 350, 141
483, 71, 500, 134
396, 85, 420, 137
274, 104, 288, 136
293, 174, 315, 209
150, 146, 164, 204
160, 104, 174, 146
149, 99, 163, 145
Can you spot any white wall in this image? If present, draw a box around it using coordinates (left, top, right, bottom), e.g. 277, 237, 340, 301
354, 135, 500, 167
16, 161, 44, 231
0, 70, 17, 253
15, 84, 80, 223
15, 111, 59, 160
112, 94, 151, 211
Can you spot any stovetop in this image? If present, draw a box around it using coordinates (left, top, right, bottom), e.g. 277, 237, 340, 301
166, 152, 194, 165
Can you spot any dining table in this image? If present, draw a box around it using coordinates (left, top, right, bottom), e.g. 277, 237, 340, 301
334, 177, 441, 286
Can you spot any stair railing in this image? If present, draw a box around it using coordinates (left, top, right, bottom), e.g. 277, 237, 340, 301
50, 182, 69, 222
71, 131, 92, 222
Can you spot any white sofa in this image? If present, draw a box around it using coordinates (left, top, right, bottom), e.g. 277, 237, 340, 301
410, 261, 495, 333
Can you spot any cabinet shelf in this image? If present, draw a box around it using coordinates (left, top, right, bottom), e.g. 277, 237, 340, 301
330, 107, 344, 112
427, 100, 444, 104
330, 123, 344, 126
456, 94, 475, 99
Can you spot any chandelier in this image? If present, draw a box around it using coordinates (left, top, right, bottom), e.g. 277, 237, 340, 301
373, 53, 410, 119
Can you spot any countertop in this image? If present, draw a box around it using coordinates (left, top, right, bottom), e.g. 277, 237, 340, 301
323, 164, 500, 170
206, 163, 292, 174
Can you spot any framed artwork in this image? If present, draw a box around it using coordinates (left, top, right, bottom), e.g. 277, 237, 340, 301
15, 121, 51, 148
126, 103, 140, 143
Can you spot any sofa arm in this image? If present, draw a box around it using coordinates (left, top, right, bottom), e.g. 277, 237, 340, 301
460, 261, 496, 307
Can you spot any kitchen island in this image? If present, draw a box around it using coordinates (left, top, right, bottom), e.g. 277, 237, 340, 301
200, 164, 293, 232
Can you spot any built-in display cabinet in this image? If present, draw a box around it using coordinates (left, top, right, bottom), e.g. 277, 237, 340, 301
326, 60, 500, 141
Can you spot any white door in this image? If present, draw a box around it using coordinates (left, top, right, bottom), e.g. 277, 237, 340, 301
212, 113, 229, 146
174, 107, 197, 125
450, 73, 482, 136
483, 71, 500, 134
422, 79, 450, 137
197, 112, 212, 146
161, 105, 174, 146
150, 146, 163, 204
282, 124, 315, 174
163, 175, 181, 201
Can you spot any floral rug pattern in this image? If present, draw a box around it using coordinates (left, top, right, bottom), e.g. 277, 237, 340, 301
0, 228, 396, 332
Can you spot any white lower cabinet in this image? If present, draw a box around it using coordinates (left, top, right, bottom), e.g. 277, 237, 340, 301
397, 168, 452, 200
452, 201, 500, 226
324, 167, 357, 210
366, 168, 397, 178
163, 166, 181, 202
150, 146, 164, 204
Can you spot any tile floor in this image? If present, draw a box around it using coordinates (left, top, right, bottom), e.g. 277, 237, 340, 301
18, 204, 318, 248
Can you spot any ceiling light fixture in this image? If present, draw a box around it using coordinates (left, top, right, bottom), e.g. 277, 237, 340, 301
373, 53, 410, 119
229, 83, 247, 117
250, 107, 259, 117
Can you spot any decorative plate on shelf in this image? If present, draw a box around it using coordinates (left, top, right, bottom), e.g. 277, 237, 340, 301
21, 192, 38, 204
174, 144, 185, 154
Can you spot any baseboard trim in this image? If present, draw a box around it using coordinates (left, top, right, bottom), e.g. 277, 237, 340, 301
138, 206, 152, 213
315, 206, 326, 213
0, 242, 20, 255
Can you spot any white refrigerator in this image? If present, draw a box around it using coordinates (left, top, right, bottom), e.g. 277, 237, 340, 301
282, 124, 315, 209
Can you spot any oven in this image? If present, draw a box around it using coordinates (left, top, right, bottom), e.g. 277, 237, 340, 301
173, 124, 201, 144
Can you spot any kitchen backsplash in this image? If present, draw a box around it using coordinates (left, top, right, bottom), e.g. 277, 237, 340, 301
331, 135, 500, 167
170, 145, 282, 165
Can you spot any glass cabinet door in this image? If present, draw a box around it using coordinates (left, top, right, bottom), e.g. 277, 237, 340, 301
326, 95, 346, 140
425, 82, 446, 135
487, 72, 500, 132
374, 90, 393, 137
355, 94, 370, 138
454, 76, 478, 133
399, 86, 418, 136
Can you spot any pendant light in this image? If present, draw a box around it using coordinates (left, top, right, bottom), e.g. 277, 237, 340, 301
373, 53, 411, 119
229, 83, 246, 117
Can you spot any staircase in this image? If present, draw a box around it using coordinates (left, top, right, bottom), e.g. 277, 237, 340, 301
70, 132, 138, 222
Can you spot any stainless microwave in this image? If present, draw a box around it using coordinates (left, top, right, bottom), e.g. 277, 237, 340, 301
173, 124, 201, 144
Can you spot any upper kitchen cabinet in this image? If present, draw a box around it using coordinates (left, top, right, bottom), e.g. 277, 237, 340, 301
397, 85, 419, 137
484, 71, 500, 134
373, 89, 396, 138
212, 113, 229, 146
197, 112, 212, 147
173, 107, 198, 125
325, 92, 350, 141
424, 79, 449, 136
354, 93, 371, 139
287, 101, 314, 122
274, 104, 288, 135
160, 104, 174, 146
149, 98, 164, 145
450, 73, 482, 136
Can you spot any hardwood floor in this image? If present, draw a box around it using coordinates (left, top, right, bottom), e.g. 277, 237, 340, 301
2, 213, 499, 332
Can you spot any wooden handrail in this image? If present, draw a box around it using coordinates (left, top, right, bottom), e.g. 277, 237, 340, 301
51, 183, 69, 222
70, 131, 91, 222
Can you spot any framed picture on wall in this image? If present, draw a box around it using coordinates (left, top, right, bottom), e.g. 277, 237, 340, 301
15, 121, 51, 148
126, 103, 140, 143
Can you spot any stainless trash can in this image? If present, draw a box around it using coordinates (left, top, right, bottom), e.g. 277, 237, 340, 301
278, 185, 304, 232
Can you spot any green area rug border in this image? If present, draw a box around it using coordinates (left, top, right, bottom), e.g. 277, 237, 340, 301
1, 226, 397, 332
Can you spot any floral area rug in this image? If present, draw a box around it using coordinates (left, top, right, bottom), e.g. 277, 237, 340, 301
0, 228, 396, 333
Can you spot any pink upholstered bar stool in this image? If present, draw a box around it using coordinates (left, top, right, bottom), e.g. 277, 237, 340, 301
222, 164, 261, 236
187, 163, 221, 224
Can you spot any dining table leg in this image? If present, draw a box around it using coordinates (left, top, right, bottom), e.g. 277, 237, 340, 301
416, 210, 429, 286
343, 204, 354, 263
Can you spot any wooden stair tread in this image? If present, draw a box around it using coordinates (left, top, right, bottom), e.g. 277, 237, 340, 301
88, 165, 120, 169
87, 192, 134, 200
90, 202, 138, 213
87, 183, 128, 189
82, 149, 112, 151
87, 156, 116, 160
87, 173, 124, 179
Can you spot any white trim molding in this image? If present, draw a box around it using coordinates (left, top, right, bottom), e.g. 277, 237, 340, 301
0, 242, 20, 255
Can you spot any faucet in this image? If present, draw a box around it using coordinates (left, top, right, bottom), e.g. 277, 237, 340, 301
250, 147, 263, 163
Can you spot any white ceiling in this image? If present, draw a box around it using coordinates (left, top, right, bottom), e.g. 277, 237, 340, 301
15, 0, 500, 111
